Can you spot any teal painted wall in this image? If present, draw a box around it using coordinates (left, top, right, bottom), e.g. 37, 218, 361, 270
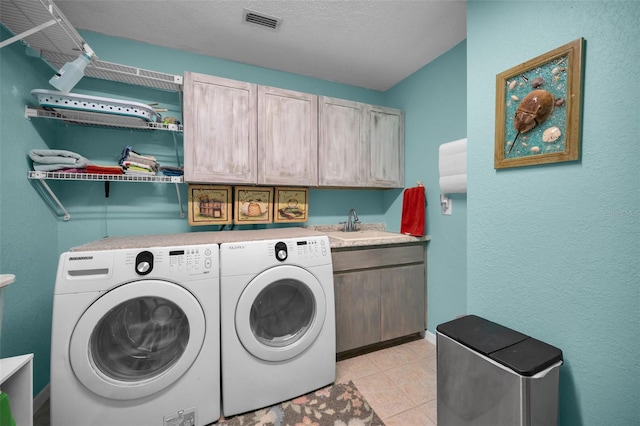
0, 26, 60, 395
386, 40, 467, 331
467, 1, 639, 425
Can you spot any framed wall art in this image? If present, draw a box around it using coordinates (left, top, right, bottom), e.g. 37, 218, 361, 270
187, 184, 232, 226
494, 38, 584, 169
234, 186, 274, 224
274, 187, 309, 223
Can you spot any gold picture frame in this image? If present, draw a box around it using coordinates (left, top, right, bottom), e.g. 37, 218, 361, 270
274, 187, 309, 223
187, 184, 232, 226
234, 186, 274, 224
495, 38, 584, 169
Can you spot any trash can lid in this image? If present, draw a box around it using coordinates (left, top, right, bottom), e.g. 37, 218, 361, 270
436, 315, 528, 356
437, 315, 564, 377
490, 337, 563, 376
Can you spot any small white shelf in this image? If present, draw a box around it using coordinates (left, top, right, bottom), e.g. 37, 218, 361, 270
0, 354, 34, 426
25, 107, 183, 132
0, 274, 15, 288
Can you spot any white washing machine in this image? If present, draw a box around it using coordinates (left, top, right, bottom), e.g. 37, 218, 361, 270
220, 236, 335, 416
51, 243, 220, 426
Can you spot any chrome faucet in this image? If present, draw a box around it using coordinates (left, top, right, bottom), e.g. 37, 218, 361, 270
344, 208, 360, 232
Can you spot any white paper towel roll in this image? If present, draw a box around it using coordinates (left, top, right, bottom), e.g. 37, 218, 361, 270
439, 138, 467, 194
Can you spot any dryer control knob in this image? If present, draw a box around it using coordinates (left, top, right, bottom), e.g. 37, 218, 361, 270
275, 241, 288, 261
137, 261, 151, 273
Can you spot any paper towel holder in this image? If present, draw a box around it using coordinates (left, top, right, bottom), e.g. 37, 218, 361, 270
440, 194, 452, 215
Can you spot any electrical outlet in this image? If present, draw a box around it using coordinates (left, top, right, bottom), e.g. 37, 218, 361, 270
442, 198, 452, 215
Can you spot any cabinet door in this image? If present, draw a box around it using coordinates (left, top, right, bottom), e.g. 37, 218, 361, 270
183, 72, 257, 183
380, 264, 425, 341
258, 86, 318, 185
334, 270, 381, 353
366, 106, 404, 188
318, 96, 366, 187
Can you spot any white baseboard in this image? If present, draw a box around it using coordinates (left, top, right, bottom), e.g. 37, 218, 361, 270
424, 330, 437, 346
33, 383, 50, 414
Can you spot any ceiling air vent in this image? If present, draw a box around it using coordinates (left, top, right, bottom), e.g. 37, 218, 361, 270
242, 9, 282, 30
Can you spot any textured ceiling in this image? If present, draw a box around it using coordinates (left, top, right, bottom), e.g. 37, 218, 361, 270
52, 0, 467, 91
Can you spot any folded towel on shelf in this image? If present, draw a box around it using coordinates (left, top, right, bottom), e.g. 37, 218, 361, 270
124, 165, 155, 175
122, 160, 154, 172
400, 185, 426, 237
159, 165, 184, 176
29, 149, 90, 171
86, 165, 124, 175
119, 145, 159, 172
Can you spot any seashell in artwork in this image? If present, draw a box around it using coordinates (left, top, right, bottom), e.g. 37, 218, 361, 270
542, 126, 562, 143
530, 76, 545, 88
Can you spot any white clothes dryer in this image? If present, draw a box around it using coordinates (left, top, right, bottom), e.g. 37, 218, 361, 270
51, 243, 220, 426
220, 236, 335, 417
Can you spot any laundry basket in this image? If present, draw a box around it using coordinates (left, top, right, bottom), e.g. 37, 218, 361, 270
436, 315, 563, 426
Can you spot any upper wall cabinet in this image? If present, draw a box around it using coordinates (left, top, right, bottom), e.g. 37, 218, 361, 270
319, 96, 404, 188
183, 72, 258, 184
258, 86, 318, 186
318, 97, 366, 186
366, 105, 405, 188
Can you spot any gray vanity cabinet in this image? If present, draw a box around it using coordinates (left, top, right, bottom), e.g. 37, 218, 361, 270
332, 243, 427, 353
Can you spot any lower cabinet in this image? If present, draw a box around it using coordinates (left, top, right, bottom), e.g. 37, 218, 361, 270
332, 243, 427, 354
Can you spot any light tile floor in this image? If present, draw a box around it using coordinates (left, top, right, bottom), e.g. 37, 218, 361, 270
34, 338, 438, 426
336, 338, 438, 425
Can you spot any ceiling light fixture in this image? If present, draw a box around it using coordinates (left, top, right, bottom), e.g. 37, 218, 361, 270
48, 43, 95, 93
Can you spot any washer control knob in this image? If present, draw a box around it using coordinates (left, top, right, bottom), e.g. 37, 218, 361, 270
135, 251, 154, 275
275, 242, 288, 261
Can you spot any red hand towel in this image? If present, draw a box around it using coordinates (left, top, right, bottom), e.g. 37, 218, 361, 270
400, 186, 426, 236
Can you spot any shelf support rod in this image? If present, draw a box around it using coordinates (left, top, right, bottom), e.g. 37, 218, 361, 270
174, 182, 185, 218
36, 178, 71, 221
0, 19, 59, 49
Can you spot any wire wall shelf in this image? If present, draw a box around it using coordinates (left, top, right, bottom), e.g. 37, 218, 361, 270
1, 0, 183, 92
28, 171, 185, 221
25, 107, 183, 132
29, 171, 183, 183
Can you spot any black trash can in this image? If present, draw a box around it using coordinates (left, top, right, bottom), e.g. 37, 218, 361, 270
436, 315, 563, 426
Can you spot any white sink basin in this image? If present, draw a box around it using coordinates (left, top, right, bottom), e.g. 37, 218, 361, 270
326, 230, 404, 241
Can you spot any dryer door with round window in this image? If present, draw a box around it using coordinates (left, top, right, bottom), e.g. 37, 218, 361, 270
69, 280, 205, 400
235, 265, 327, 362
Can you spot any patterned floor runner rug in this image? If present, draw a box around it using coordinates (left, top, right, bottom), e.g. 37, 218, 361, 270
217, 380, 385, 426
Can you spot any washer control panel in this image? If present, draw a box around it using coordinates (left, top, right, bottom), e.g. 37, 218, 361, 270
125, 244, 218, 279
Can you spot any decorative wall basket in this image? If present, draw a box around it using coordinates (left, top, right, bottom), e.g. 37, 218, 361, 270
494, 38, 584, 169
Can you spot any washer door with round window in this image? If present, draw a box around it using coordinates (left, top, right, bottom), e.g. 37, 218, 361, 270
235, 265, 327, 362
69, 280, 205, 400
